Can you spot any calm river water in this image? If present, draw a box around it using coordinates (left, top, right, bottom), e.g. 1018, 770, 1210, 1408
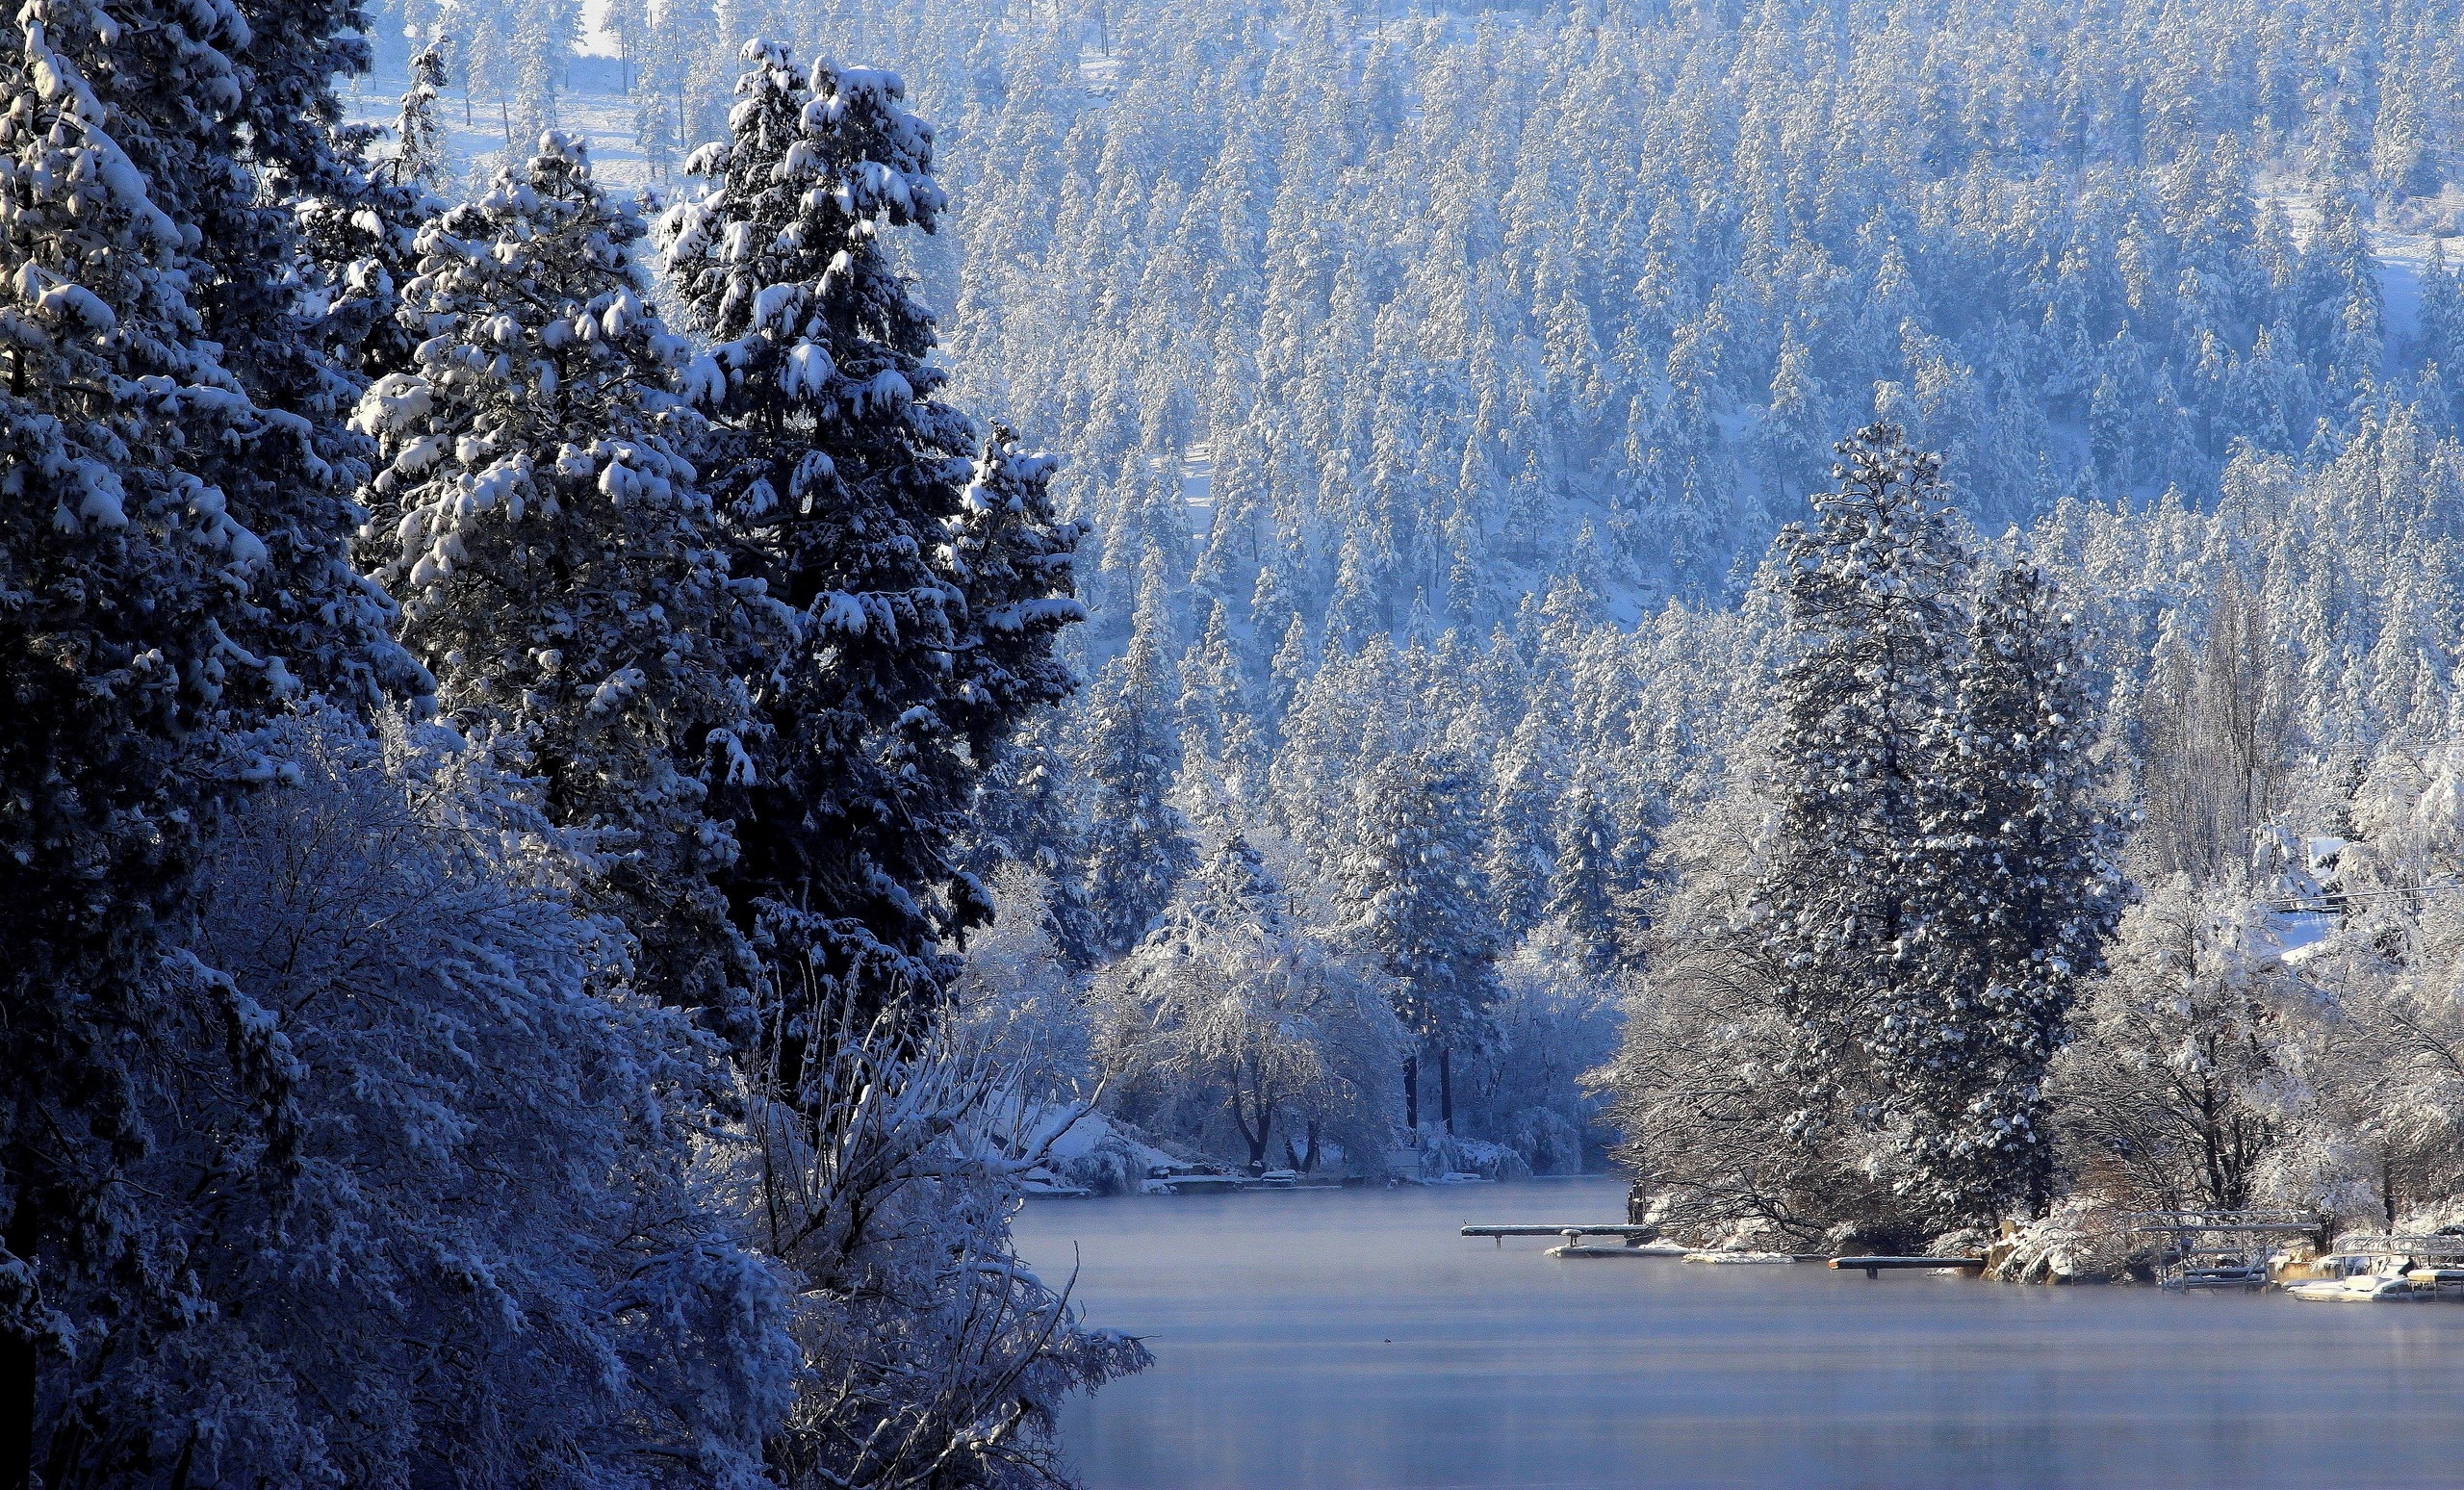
1014, 1175, 2464, 1489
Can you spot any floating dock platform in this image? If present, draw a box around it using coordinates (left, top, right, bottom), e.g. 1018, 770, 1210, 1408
1831, 1255, 1989, 1279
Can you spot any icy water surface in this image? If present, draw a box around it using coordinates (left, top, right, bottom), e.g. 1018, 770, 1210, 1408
1014, 1175, 2464, 1489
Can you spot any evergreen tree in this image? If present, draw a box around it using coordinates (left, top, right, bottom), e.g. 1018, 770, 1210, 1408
393, 39, 455, 190
356, 130, 762, 1032
968, 719, 1102, 970
1178, 597, 1244, 763
1267, 609, 1313, 726
1604, 805, 1666, 967
300, 41, 455, 376
660, 42, 1082, 1068
1177, 597, 1265, 831
298, 39, 454, 379
1546, 785, 1655, 976
1080, 617, 1198, 959
2416, 241, 2464, 429
942, 422, 1089, 807
1485, 713, 1562, 940
1337, 751, 1503, 1132
660, 44, 1116, 1488
1894, 564, 2122, 1220
1748, 424, 1971, 1180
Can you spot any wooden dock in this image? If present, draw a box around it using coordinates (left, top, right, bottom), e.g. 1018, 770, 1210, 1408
1831, 1255, 1989, 1279
1460, 1224, 1659, 1250
1464, 1228, 1995, 1276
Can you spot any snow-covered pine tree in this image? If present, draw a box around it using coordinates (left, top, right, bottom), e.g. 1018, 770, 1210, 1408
1895, 564, 2123, 1221
1080, 612, 1199, 959
356, 131, 762, 1033
659, 41, 1085, 1076
300, 38, 455, 379
655, 46, 1127, 1482
967, 714, 1104, 970
1485, 713, 1563, 939
941, 423, 1089, 859
1545, 784, 1650, 977
392, 39, 454, 189
1748, 424, 1972, 1180
2417, 242, 2464, 427
1605, 806, 1665, 964
1337, 751, 1504, 1133
0, 0, 410, 1473
1177, 597, 1268, 832
1267, 609, 1313, 725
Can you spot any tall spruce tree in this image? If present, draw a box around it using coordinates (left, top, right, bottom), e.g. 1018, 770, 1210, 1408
1177, 597, 1266, 831
1896, 564, 2122, 1220
1485, 713, 1562, 939
1080, 614, 1198, 959
659, 42, 1082, 1073
1748, 424, 1971, 1178
299, 38, 454, 381
1337, 751, 1503, 1132
356, 131, 763, 1032
664, 42, 1116, 1489
1546, 785, 1656, 976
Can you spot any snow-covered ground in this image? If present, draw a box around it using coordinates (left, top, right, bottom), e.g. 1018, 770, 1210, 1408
2266, 182, 2464, 356
344, 51, 664, 197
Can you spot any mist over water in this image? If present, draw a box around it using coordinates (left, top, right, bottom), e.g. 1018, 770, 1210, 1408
1016, 1176, 2464, 1490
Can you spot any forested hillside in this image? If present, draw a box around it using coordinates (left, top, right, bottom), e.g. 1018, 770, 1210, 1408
339, 0, 2464, 1230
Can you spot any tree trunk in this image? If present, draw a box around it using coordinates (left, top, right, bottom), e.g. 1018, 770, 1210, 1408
1439, 1046, 1454, 1133
1402, 1054, 1419, 1132
1230, 1083, 1270, 1170
1, 1203, 37, 1490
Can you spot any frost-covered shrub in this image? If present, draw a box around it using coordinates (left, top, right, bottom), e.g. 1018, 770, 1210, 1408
2246, 743, 2464, 1229
47, 708, 797, 1490
1987, 1196, 2143, 1284
1454, 937, 1623, 1174
2051, 875, 2307, 1216
1097, 836, 1405, 1174
1415, 1134, 1531, 1184
738, 1020, 1150, 1490
953, 866, 1096, 1102
1054, 1128, 1168, 1195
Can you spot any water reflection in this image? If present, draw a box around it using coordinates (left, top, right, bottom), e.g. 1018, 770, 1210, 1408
1014, 1175, 2464, 1489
